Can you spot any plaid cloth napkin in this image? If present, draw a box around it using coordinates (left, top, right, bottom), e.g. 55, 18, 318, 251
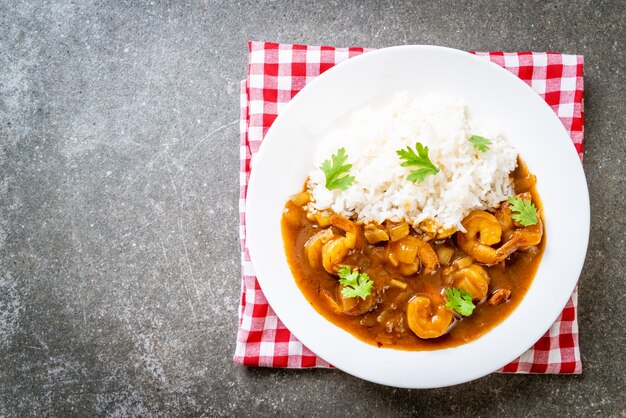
236, 41, 584, 373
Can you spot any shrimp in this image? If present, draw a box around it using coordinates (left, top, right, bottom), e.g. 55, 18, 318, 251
406, 295, 453, 339
304, 229, 334, 268
447, 264, 491, 301
495, 192, 532, 240
330, 215, 359, 249
456, 210, 504, 264
318, 216, 360, 273
495, 193, 543, 252
457, 205, 543, 264
321, 236, 350, 273
497, 218, 543, 254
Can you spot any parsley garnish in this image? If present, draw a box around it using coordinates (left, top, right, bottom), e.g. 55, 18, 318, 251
337, 266, 373, 300
507, 196, 538, 226
445, 288, 475, 316
320, 148, 355, 191
468, 135, 492, 152
396, 142, 439, 183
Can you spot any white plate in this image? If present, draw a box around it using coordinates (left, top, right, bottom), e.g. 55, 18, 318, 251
245, 45, 589, 388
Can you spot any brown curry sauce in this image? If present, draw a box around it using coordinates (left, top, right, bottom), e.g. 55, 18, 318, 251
281, 159, 544, 350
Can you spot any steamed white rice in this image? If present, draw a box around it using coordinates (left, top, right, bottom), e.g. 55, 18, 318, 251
307, 92, 518, 231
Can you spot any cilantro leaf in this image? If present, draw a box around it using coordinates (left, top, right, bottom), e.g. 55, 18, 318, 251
468, 135, 492, 152
396, 142, 439, 183
445, 287, 475, 316
338, 267, 373, 300
337, 266, 358, 283
507, 195, 538, 226
320, 148, 355, 191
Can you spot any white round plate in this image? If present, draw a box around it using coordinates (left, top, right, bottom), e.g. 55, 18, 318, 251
245, 45, 589, 388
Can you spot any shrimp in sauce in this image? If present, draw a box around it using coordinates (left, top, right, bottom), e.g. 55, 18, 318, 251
281, 158, 545, 350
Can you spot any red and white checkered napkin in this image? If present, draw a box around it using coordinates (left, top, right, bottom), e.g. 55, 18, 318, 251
235, 41, 584, 373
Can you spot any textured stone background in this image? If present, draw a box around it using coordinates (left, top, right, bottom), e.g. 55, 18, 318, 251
1, 0, 624, 416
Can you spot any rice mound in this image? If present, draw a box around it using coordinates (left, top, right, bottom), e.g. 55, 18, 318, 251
307, 92, 518, 232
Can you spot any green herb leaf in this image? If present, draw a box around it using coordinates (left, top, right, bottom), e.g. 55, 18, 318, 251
320, 148, 355, 191
338, 267, 373, 301
445, 288, 476, 316
507, 195, 539, 226
468, 135, 492, 152
396, 142, 439, 183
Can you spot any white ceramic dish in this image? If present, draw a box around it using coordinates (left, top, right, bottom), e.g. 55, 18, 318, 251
245, 45, 589, 388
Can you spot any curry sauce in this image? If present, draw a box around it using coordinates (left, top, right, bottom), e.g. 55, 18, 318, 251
281, 159, 545, 350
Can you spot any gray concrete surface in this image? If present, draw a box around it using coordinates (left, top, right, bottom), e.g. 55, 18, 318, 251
1, 0, 625, 416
